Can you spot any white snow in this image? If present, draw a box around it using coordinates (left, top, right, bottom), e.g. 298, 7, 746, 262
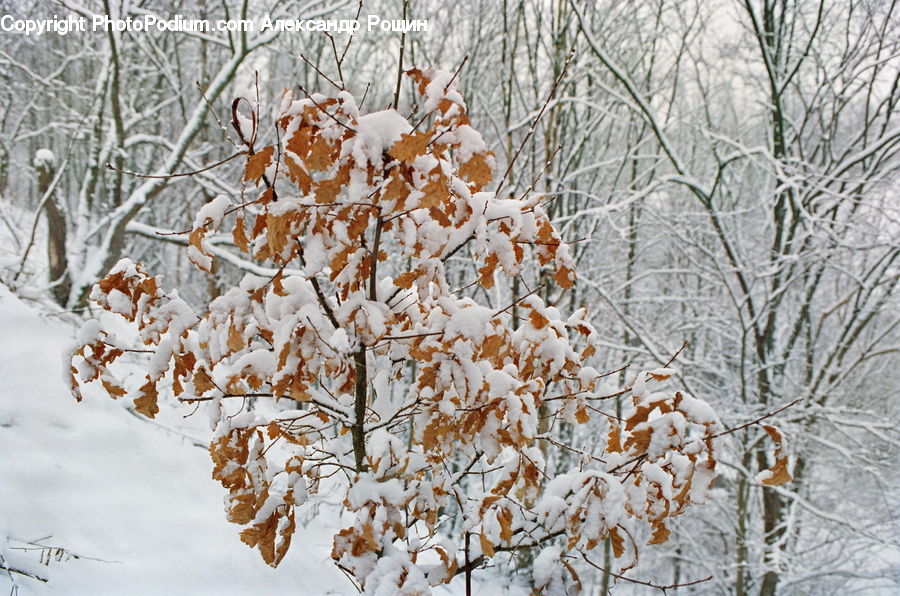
0, 285, 346, 595
354, 109, 411, 154
531, 545, 561, 590
193, 195, 232, 228
32, 149, 56, 170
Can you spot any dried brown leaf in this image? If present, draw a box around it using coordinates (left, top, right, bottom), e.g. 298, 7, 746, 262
134, 378, 159, 418
389, 131, 433, 163
459, 152, 493, 189
244, 146, 274, 182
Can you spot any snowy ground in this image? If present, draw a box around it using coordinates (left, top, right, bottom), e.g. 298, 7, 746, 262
0, 285, 351, 595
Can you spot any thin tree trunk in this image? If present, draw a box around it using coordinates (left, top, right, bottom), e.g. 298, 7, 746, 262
735, 447, 752, 596
36, 157, 70, 306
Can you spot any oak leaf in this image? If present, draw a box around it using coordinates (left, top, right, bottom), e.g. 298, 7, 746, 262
101, 379, 127, 399
528, 309, 549, 329
134, 378, 159, 418
244, 146, 274, 182
478, 255, 498, 289
459, 152, 493, 189
389, 131, 433, 163
479, 533, 495, 558
648, 522, 670, 545
232, 217, 250, 252
759, 425, 793, 486
193, 367, 216, 394
609, 527, 625, 558
227, 324, 244, 352
553, 265, 575, 289
420, 174, 449, 209
394, 271, 418, 289
286, 126, 311, 157
285, 154, 312, 194
306, 137, 334, 171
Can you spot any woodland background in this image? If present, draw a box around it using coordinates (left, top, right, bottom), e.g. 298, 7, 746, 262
0, 0, 898, 594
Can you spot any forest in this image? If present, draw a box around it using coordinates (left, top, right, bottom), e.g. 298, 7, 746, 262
0, 1, 898, 594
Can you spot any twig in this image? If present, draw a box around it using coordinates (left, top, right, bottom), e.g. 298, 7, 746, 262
540, 435, 608, 464
496, 48, 575, 195
609, 452, 647, 474
517, 144, 562, 201
154, 194, 265, 236
515, 237, 587, 247
299, 53, 341, 90
298, 240, 340, 328
325, 33, 346, 89
358, 82, 372, 111
383, 331, 444, 341
122, 407, 206, 448
494, 283, 545, 316
663, 340, 688, 368
195, 81, 240, 149
369, 215, 383, 300
443, 54, 469, 92
339, 1, 365, 64
102, 341, 154, 353
0, 564, 47, 583
392, 0, 409, 109
106, 151, 244, 179
712, 397, 804, 439
580, 551, 712, 591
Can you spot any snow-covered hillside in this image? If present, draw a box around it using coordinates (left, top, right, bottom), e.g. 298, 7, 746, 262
0, 285, 347, 595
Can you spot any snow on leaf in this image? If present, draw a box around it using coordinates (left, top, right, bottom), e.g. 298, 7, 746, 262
756, 424, 793, 486
188, 227, 213, 272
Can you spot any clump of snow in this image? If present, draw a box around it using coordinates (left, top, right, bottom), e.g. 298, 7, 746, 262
329, 328, 351, 353
354, 110, 411, 155
421, 69, 465, 114
532, 545, 562, 592
442, 300, 492, 341
678, 392, 719, 426
32, 148, 56, 170
193, 195, 232, 228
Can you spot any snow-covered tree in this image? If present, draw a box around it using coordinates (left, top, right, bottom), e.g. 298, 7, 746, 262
66, 69, 788, 594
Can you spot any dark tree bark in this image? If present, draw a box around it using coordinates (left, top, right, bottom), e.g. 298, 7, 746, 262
35, 155, 70, 306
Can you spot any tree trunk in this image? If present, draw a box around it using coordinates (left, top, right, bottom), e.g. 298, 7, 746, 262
757, 448, 785, 596
35, 155, 70, 306
735, 447, 752, 596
